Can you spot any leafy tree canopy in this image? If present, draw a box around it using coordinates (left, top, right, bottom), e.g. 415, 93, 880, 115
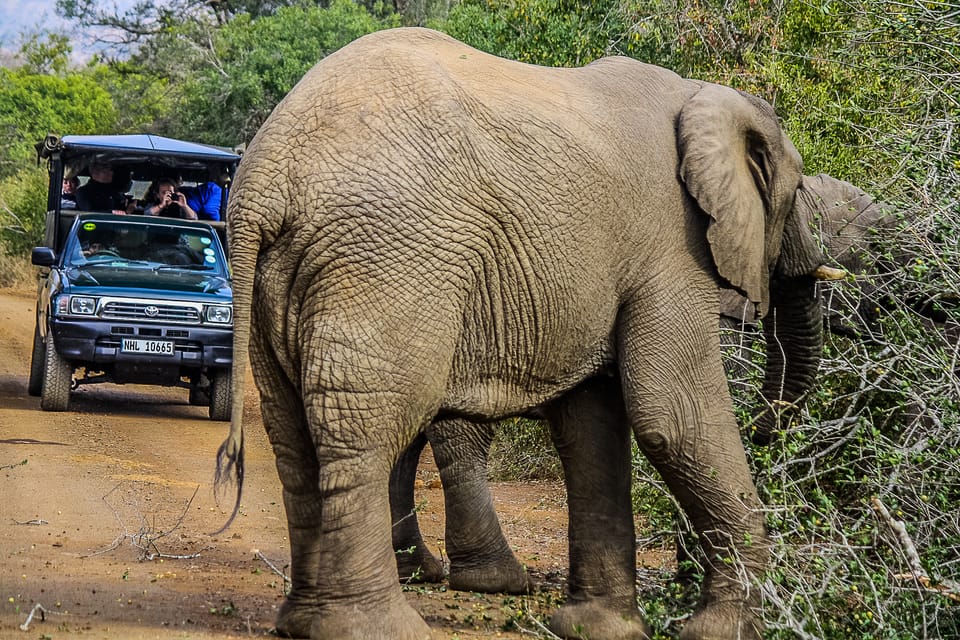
170, 0, 399, 146
0, 63, 117, 179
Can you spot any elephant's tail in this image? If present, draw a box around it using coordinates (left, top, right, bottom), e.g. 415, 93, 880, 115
211, 428, 244, 535
210, 199, 262, 535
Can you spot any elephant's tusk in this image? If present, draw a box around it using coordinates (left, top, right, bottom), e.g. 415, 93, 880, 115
813, 265, 847, 281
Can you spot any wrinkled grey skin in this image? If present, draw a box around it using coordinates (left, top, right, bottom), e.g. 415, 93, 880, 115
390, 174, 888, 592
215, 28, 834, 640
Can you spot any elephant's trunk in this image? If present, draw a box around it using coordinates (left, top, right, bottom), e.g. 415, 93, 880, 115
752, 276, 823, 445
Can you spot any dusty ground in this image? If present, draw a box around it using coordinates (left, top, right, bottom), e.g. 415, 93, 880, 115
0, 285, 672, 639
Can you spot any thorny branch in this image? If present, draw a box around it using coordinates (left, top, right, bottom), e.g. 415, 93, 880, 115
871, 496, 960, 603
253, 549, 290, 588
83, 483, 206, 561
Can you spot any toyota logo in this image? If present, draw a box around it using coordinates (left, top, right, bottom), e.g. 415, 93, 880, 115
144, 305, 160, 318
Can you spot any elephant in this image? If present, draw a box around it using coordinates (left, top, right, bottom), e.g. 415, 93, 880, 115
214, 27, 843, 640
723, 172, 895, 442
389, 173, 891, 592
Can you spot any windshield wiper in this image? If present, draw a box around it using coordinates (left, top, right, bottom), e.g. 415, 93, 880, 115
153, 264, 215, 271
79, 259, 152, 267
67, 267, 99, 284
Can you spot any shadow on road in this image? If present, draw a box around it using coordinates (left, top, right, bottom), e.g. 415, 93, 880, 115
0, 371, 210, 421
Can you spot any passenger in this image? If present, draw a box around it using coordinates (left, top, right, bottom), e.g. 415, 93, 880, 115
77, 228, 117, 258
75, 162, 132, 214
182, 182, 224, 221
142, 177, 199, 220
60, 176, 79, 210
181, 165, 230, 221
144, 228, 199, 265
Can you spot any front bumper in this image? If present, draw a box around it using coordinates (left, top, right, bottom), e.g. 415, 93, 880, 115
50, 317, 233, 370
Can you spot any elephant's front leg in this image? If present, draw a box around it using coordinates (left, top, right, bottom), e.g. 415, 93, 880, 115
621, 291, 769, 640
636, 417, 767, 640
390, 432, 446, 583
429, 418, 532, 594
545, 378, 652, 640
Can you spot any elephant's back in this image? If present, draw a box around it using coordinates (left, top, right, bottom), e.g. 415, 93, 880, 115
279, 27, 688, 143
246, 27, 691, 246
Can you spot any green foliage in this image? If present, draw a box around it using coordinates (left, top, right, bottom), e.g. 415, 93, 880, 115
0, 67, 117, 179
0, 168, 49, 256
171, 0, 399, 147
445, 0, 641, 66
488, 417, 560, 481
16, 33, 73, 75
86, 62, 171, 135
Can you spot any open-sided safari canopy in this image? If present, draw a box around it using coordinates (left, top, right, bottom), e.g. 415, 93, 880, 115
36, 134, 242, 251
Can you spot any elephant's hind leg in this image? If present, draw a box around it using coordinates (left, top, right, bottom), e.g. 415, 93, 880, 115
429, 419, 532, 595
299, 308, 453, 639
545, 379, 652, 640
252, 338, 321, 639
302, 394, 432, 640
391, 432, 447, 583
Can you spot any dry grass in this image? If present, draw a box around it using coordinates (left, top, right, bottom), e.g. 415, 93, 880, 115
0, 252, 36, 290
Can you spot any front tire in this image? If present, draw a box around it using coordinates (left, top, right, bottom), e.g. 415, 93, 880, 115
208, 368, 231, 421
28, 324, 45, 397
40, 333, 72, 411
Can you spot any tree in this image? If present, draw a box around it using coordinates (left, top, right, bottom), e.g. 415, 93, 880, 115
0, 68, 118, 179
445, 0, 641, 66
171, 0, 398, 146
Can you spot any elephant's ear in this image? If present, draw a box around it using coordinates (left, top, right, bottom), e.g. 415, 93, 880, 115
678, 83, 802, 317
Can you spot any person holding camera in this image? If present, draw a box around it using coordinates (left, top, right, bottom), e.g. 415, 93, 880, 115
142, 177, 198, 220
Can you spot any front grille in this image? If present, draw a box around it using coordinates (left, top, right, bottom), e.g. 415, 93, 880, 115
102, 301, 200, 324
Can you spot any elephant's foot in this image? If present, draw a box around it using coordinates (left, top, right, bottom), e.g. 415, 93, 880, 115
309, 598, 431, 640
274, 595, 318, 638
448, 558, 533, 594
396, 547, 446, 583
678, 601, 761, 640
548, 600, 651, 640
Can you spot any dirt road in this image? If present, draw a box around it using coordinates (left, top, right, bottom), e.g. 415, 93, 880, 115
0, 286, 596, 639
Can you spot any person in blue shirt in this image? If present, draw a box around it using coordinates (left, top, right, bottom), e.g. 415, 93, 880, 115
182, 181, 224, 221
181, 165, 231, 221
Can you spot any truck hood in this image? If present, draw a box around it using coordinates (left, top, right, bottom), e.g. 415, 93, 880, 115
64, 266, 232, 300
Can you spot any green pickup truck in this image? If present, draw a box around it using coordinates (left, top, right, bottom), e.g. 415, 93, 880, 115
29, 134, 240, 420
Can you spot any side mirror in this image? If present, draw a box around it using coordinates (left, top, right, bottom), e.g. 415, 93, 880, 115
31, 247, 57, 267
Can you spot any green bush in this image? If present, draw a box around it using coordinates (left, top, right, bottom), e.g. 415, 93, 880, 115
0, 167, 48, 256
488, 417, 560, 481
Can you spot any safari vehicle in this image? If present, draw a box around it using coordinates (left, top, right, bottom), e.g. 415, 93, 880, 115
29, 134, 240, 420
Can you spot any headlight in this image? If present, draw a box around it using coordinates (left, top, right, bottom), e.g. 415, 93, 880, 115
69, 296, 98, 315
204, 305, 232, 324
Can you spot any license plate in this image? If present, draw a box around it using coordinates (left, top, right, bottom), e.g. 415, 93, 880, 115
121, 338, 175, 356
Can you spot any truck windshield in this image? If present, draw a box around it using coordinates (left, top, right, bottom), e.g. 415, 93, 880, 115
65, 220, 222, 271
